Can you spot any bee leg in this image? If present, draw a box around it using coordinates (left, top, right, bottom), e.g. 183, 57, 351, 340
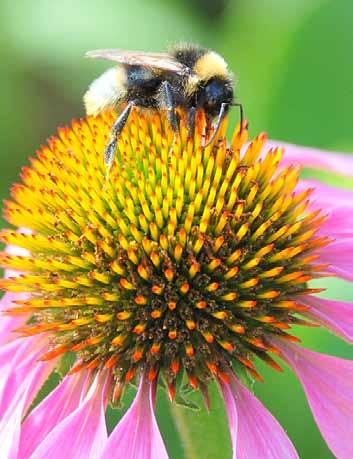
204, 102, 228, 147
187, 107, 196, 139
203, 114, 213, 142
159, 81, 178, 133
105, 100, 136, 169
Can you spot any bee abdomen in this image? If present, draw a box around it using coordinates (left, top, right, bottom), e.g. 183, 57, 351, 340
84, 67, 127, 116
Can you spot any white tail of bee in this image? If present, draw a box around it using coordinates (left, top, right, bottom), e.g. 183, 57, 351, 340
84, 67, 127, 116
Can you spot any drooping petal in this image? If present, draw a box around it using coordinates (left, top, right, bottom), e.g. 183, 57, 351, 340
102, 373, 168, 459
0, 388, 25, 459
266, 141, 353, 176
0, 292, 29, 345
0, 336, 50, 414
0, 363, 49, 459
298, 294, 353, 343
0, 337, 54, 459
4, 233, 31, 278
273, 338, 353, 459
28, 373, 108, 459
219, 379, 238, 455
1, 239, 31, 344
19, 372, 87, 459
219, 372, 298, 459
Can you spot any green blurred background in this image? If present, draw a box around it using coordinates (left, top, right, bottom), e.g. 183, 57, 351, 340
1, 0, 353, 457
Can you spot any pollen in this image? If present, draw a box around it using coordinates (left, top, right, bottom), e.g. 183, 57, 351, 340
0, 109, 330, 400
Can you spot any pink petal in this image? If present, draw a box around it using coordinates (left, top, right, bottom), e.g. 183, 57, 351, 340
19, 372, 87, 459
102, 373, 168, 459
4, 235, 31, 278
28, 373, 108, 459
296, 179, 353, 212
298, 294, 353, 343
266, 141, 353, 176
0, 363, 47, 459
319, 208, 353, 238
294, 180, 353, 240
318, 239, 353, 281
1, 240, 31, 344
219, 372, 298, 459
0, 292, 29, 345
0, 388, 25, 459
0, 337, 47, 414
219, 379, 238, 454
296, 183, 353, 280
0, 337, 54, 459
273, 338, 353, 459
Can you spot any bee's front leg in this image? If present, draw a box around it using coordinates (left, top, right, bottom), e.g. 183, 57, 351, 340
158, 81, 179, 133
105, 100, 137, 170
187, 107, 196, 139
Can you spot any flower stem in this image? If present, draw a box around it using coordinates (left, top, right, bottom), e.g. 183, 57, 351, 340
169, 382, 232, 459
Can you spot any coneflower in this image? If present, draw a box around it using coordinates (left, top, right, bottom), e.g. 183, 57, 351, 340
0, 110, 352, 458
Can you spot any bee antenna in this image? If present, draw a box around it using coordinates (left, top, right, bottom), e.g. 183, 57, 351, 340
230, 102, 244, 133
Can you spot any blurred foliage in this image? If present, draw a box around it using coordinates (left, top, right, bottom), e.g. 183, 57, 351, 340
1, 0, 353, 458
186, 0, 230, 21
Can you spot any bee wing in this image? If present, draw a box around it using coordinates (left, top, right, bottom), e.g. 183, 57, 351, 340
85, 49, 191, 75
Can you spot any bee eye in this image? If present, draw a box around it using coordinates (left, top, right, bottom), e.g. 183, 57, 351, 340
205, 82, 221, 100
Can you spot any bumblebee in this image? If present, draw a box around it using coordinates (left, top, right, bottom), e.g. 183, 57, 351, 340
84, 44, 242, 168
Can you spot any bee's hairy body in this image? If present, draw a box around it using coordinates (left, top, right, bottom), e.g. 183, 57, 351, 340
84, 44, 239, 168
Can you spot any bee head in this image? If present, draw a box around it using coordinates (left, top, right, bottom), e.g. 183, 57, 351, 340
201, 77, 234, 117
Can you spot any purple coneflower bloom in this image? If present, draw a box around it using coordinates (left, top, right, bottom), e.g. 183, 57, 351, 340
0, 110, 352, 458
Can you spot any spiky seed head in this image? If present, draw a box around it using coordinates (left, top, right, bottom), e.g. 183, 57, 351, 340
0, 109, 329, 401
